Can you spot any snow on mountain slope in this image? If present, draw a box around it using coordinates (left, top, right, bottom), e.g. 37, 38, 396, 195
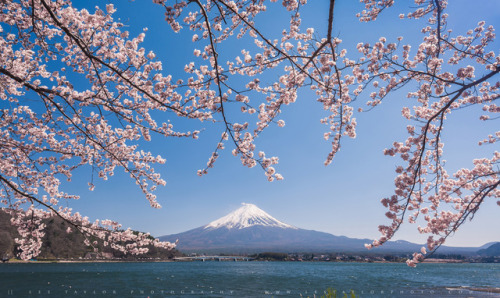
204, 203, 297, 230
159, 203, 481, 254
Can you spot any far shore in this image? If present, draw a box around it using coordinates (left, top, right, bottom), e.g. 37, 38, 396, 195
1, 258, 486, 264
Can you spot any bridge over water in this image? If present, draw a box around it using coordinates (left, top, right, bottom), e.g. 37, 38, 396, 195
173, 256, 254, 262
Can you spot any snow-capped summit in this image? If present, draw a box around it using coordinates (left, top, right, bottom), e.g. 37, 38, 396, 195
204, 203, 297, 230
159, 203, 430, 253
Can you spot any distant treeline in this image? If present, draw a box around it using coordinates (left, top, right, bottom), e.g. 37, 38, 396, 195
253, 252, 289, 261
247, 252, 500, 263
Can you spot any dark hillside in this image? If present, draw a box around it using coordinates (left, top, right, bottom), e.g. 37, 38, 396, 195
0, 210, 181, 260
0, 210, 19, 259
477, 243, 500, 257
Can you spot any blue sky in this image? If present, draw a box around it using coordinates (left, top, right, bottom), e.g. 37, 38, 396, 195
65, 0, 500, 248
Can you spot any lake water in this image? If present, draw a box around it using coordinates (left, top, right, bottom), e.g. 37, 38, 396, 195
1, 262, 499, 297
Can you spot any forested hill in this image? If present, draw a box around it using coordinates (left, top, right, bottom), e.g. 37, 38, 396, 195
0, 210, 181, 261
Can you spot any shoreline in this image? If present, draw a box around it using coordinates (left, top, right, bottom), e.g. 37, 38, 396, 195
2, 259, 175, 264
2, 258, 492, 264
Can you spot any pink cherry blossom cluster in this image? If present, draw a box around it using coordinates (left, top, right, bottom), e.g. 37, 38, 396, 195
151, 0, 499, 268
0, 0, 203, 259
156, 1, 497, 268
355, 0, 499, 266
155, 0, 318, 180
1, 0, 497, 265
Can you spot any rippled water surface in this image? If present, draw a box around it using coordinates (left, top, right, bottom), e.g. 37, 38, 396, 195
1, 262, 499, 297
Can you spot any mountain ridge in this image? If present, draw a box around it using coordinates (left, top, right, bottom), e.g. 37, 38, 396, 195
159, 203, 492, 255
158, 203, 477, 253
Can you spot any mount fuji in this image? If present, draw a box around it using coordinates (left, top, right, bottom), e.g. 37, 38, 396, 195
159, 203, 427, 254
159, 203, 485, 254
204, 203, 296, 230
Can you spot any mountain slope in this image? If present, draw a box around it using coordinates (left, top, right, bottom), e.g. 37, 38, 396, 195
159, 203, 427, 253
477, 243, 500, 257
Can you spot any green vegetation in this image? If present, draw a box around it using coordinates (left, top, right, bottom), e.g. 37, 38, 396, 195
321, 288, 356, 298
254, 252, 289, 261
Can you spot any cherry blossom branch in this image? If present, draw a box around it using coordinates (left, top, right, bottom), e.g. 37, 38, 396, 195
39, 0, 188, 117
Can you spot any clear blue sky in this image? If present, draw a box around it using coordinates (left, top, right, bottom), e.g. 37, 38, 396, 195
67, 0, 500, 247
